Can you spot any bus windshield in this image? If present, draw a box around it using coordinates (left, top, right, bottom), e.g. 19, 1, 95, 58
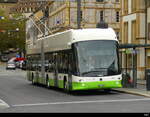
74, 40, 121, 77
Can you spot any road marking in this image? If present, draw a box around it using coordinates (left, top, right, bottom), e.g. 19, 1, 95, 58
0, 99, 10, 109
12, 98, 150, 107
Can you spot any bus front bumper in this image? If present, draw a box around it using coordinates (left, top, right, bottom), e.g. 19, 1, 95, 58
72, 80, 122, 91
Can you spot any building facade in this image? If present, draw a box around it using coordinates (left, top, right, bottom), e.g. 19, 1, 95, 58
121, 0, 146, 79
44, 0, 121, 41
0, 0, 18, 16
146, 0, 150, 69
10, 0, 48, 18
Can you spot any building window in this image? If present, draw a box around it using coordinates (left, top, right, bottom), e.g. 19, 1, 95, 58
80, 11, 83, 21
116, 11, 120, 22
131, 20, 136, 43
148, 23, 150, 40
100, 10, 104, 21
96, 0, 104, 2
124, 0, 128, 14
116, 0, 119, 2
124, 22, 128, 43
132, 0, 136, 12
148, 1, 150, 7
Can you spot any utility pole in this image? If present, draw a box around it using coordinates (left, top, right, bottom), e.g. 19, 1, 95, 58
77, 0, 81, 29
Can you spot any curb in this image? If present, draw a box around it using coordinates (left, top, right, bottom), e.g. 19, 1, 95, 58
112, 89, 150, 98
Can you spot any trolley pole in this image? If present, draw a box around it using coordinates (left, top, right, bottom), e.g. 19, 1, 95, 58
132, 48, 137, 88
77, 0, 81, 29
41, 36, 45, 79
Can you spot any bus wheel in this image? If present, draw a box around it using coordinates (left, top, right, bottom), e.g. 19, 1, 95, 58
46, 76, 50, 88
32, 73, 35, 85
104, 89, 111, 93
64, 80, 69, 93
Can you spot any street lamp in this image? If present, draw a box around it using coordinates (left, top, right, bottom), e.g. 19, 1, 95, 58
0, 16, 5, 20
16, 28, 19, 31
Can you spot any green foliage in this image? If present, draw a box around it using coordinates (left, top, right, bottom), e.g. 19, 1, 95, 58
0, 8, 26, 53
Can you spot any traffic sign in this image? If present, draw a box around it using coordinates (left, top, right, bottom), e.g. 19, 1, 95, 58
0, 16, 5, 20
16, 54, 20, 58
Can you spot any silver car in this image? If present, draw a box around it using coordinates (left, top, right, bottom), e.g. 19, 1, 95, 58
6, 61, 16, 70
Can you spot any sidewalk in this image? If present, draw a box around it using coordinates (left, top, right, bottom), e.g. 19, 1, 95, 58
113, 80, 150, 98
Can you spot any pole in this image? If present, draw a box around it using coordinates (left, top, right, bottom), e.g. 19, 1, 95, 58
77, 0, 81, 29
145, 0, 147, 81
132, 48, 137, 88
41, 37, 45, 79
41, 19, 47, 80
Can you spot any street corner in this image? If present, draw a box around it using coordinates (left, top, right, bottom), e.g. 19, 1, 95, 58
113, 88, 150, 98
0, 99, 10, 110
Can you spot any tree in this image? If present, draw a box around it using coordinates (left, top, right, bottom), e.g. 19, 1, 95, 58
0, 8, 26, 55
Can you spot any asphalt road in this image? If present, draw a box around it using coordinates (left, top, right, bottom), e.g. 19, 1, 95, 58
0, 65, 150, 113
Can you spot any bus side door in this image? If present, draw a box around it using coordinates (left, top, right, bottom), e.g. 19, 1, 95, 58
53, 53, 58, 87
68, 53, 73, 90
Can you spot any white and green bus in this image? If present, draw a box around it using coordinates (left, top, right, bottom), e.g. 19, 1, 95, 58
26, 28, 122, 92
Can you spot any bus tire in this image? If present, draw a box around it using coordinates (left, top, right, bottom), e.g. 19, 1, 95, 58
104, 89, 111, 93
46, 75, 50, 88
31, 73, 36, 85
63, 77, 68, 93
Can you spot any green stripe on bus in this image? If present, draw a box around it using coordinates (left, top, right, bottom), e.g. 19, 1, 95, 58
28, 74, 122, 91
72, 80, 122, 90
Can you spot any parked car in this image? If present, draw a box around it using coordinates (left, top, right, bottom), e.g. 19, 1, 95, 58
6, 61, 16, 70
1, 55, 8, 62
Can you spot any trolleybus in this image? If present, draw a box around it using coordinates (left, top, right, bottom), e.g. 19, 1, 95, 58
26, 28, 122, 92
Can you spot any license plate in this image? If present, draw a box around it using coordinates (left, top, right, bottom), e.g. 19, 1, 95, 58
99, 84, 104, 87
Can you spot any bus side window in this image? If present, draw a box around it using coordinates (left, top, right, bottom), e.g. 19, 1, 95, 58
64, 54, 69, 74
68, 53, 72, 73
59, 53, 63, 73
49, 54, 53, 72
62, 53, 65, 73
51, 54, 55, 71
57, 53, 61, 73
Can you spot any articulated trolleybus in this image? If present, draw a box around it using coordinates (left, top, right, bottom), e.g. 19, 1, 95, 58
26, 28, 122, 92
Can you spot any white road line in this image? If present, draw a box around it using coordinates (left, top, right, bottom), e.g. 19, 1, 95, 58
0, 99, 10, 108
12, 98, 150, 107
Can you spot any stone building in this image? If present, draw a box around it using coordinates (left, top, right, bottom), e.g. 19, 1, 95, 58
121, 0, 146, 79
146, 0, 150, 69
44, 0, 121, 41
0, 0, 18, 16
10, 0, 48, 18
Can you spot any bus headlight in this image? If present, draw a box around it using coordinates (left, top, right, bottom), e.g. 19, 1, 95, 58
82, 83, 85, 86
